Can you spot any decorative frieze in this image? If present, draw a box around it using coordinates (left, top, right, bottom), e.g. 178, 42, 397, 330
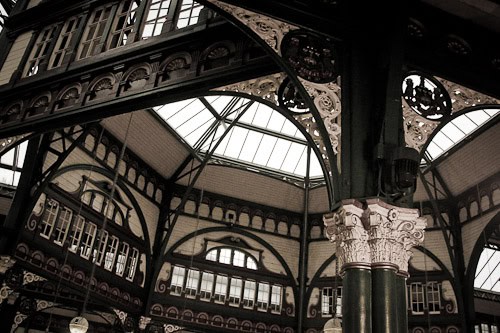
323, 199, 426, 273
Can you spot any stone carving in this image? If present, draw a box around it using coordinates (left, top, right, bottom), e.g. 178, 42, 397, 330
323, 201, 370, 269
367, 199, 426, 273
323, 199, 426, 274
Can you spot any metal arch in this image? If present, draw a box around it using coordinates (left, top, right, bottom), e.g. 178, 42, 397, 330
198, 0, 341, 207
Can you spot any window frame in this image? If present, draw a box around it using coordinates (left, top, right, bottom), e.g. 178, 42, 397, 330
53, 206, 73, 246
39, 199, 59, 239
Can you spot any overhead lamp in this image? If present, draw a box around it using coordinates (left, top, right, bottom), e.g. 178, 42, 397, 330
69, 316, 89, 333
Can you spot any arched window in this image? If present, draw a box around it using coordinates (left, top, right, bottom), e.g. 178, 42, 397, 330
205, 247, 258, 270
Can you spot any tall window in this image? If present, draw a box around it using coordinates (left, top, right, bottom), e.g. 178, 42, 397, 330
104, 235, 119, 270
94, 230, 109, 265
141, 0, 171, 38
410, 283, 425, 314
228, 278, 242, 305
270, 285, 282, 313
126, 248, 140, 281
170, 266, 185, 295
214, 275, 228, 303
25, 24, 59, 76
107, 0, 141, 50
243, 280, 256, 308
53, 206, 72, 245
49, 16, 82, 69
322, 286, 342, 316
0, 141, 27, 187
176, 0, 203, 29
257, 282, 270, 311
200, 272, 214, 300
80, 222, 97, 259
427, 282, 441, 314
185, 269, 200, 297
39, 200, 59, 239
78, 5, 113, 59
68, 215, 85, 253
115, 242, 130, 276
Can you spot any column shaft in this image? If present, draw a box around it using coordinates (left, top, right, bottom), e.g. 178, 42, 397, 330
372, 268, 398, 333
343, 268, 372, 333
396, 274, 408, 333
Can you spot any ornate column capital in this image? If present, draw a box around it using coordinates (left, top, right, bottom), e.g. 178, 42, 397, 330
323, 200, 370, 270
366, 199, 426, 273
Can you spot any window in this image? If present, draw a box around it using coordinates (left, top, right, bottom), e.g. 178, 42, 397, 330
243, 280, 256, 308
219, 248, 231, 264
270, 285, 282, 313
94, 231, 109, 265
322, 287, 334, 316
228, 278, 242, 305
214, 275, 228, 303
80, 222, 97, 259
126, 248, 140, 281
141, 0, 171, 39
39, 200, 59, 239
78, 5, 113, 59
492, 325, 498, 333
233, 250, 245, 267
200, 272, 214, 300
427, 282, 441, 314
25, 24, 59, 76
205, 249, 217, 261
176, 0, 203, 29
107, 0, 140, 50
410, 283, 425, 314
170, 266, 185, 295
482, 324, 489, 333
115, 242, 130, 276
53, 206, 72, 245
185, 269, 200, 297
246, 257, 257, 270
49, 16, 82, 69
68, 215, 85, 253
335, 287, 342, 316
104, 236, 119, 270
0, 140, 27, 187
257, 282, 270, 311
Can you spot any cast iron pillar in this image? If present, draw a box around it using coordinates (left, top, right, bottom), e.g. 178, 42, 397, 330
324, 199, 426, 333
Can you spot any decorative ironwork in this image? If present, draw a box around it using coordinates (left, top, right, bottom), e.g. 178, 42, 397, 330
281, 30, 338, 84
278, 77, 310, 114
402, 72, 452, 121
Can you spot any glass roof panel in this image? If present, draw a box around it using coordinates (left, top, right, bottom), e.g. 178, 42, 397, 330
153, 96, 325, 179
475, 246, 500, 292
424, 108, 498, 162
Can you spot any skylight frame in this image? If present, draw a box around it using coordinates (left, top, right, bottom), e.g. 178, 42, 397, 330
152, 95, 326, 180
475, 245, 500, 293
422, 107, 500, 166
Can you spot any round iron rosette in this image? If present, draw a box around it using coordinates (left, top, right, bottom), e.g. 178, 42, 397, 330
278, 77, 310, 115
281, 30, 338, 83
402, 72, 452, 121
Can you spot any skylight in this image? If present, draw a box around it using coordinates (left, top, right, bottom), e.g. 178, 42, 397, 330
475, 245, 500, 293
423, 108, 499, 162
153, 96, 324, 178
0, 140, 27, 187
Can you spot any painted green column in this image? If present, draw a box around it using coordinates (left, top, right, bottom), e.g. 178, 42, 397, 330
343, 267, 372, 333
372, 266, 398, 333
367, 199, 426, 333
396, 273, 409, 333
324, 201, 372, 333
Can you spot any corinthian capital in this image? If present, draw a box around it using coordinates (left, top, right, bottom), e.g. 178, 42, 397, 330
366, 199, 426, 273
323, 200, 370, 270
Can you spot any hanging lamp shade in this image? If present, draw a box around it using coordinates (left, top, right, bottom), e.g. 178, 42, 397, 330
69, 316, 89, 333
323, 317, 342, 332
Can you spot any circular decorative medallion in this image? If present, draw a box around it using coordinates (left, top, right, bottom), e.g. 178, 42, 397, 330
278, 77, 310, 114
280, 30, 338, 83
402, 72, 452, 121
